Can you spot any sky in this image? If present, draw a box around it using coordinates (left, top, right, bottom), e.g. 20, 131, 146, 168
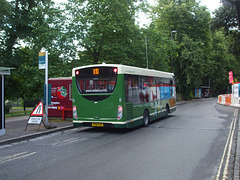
199, 0, 222, 13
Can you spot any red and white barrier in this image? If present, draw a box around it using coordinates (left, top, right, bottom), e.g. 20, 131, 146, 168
217, 94, 240, 108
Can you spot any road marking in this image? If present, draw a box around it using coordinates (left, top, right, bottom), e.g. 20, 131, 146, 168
50, 137, 88, 147
223, 116, 237, 179
0, 151, 36, 164
51, 138, 79, 147
216, 109, 238, 180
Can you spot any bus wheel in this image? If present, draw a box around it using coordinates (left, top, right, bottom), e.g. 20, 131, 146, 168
143, 110, 149, 127
165, 105, 169, 118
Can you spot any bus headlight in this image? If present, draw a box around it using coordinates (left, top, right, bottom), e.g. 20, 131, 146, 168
117, 105, 123, 120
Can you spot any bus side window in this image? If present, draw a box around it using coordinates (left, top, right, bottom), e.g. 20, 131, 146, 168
156, 78, 161, 100
125, 75, 142, 105
132, 76, 141, 105
128, 75, 132, 101
125, 75, 129, 102
69, 84, 72, 101
141, 76, 149, 103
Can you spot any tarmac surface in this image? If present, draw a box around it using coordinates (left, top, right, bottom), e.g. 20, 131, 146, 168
0, 100, 189, 145
0, 99, 239, 179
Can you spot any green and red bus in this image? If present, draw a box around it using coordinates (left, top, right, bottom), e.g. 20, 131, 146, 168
72, 64, 176, 128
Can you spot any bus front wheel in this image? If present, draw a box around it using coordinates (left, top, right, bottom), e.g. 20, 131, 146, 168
143, 110, 150, 127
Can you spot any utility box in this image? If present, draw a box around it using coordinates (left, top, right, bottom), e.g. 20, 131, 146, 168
48, 77, 72, 118
201, 86, 210, 98
195, 88, 201, 98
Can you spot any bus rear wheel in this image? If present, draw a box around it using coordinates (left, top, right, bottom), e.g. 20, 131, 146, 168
165, 105, 169, 118
143, 110, 150, 127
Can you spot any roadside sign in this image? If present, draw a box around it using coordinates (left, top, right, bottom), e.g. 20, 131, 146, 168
38, 50, 49, 123
28, 116, 42, 124
229, 71, 233, 84
195, 88, 201, 98
39, 52, 45, 69
31, 101, 44, 116
25, 101, 45, 131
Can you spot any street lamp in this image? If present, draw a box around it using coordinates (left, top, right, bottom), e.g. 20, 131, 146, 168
145, 36, 148, 69
171, 30, 177, 73
171, 30, 177, 40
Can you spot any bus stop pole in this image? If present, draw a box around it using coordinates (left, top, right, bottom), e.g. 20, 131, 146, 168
0, 75, 5, 136
45, 51, 48, 124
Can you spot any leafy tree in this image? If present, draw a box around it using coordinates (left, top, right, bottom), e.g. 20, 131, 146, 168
208, 30, 234, 95
211, 5, 240, 86
0, 0, 47, 68
65, 0, 147, 65
3, 0, 72, 109
0, 0, 11, 29
5, 47, 44, 111
152, 0, 212, 99
144, 24, 171, 71
211, 6, 238, 33
175, 35, 206, 98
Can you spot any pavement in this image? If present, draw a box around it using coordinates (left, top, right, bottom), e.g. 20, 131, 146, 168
0, 116, 74, 145
235, 115, 240, 180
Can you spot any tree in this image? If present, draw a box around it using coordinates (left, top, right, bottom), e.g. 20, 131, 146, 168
208, 30, 234, 95
0, 0, 11, 29
152, 0, 212, 99
66, 0, 147, 65
5, 47, 44, 112
3, 0, 72, 109
0, 0, 47, 68
143, 24, 171, 71
211, 6, 238, 33
211, 5, 240, 86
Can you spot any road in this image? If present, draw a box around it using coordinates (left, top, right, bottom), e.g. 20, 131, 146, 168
0, 98, 238, 180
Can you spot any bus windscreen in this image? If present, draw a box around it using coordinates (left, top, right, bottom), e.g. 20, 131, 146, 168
75, 67, 118, 94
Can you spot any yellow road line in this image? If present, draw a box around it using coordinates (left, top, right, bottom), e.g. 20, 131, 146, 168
216, 109, 238, 180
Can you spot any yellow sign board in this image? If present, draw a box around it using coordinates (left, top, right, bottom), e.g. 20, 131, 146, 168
93, 68, 99, 75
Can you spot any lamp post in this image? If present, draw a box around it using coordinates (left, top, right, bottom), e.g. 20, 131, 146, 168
171, 30, 177, 73
145, 36, 148, 69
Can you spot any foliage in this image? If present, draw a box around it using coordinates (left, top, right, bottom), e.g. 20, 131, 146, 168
208, 30, 234, 95
0, 0, 44, 68
2, 0, 72, 105
176, 35, 205, 97
211, 6, 238, 33
152, 0, 212, 99
211, 5, 240, 92
1, 0, 240, 102
145, 24, 171, 71
65, 0, 147, 65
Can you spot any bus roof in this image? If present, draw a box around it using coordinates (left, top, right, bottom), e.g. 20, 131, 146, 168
49, 77, 71, 80
72, 64, 174, 79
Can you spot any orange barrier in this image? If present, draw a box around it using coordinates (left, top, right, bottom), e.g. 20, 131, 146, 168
225, 94, 232, 106
217, 94, 240, 107
218, 96, 222, 104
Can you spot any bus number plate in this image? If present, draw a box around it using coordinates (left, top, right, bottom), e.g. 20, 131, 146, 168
92, 123, 103, 127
